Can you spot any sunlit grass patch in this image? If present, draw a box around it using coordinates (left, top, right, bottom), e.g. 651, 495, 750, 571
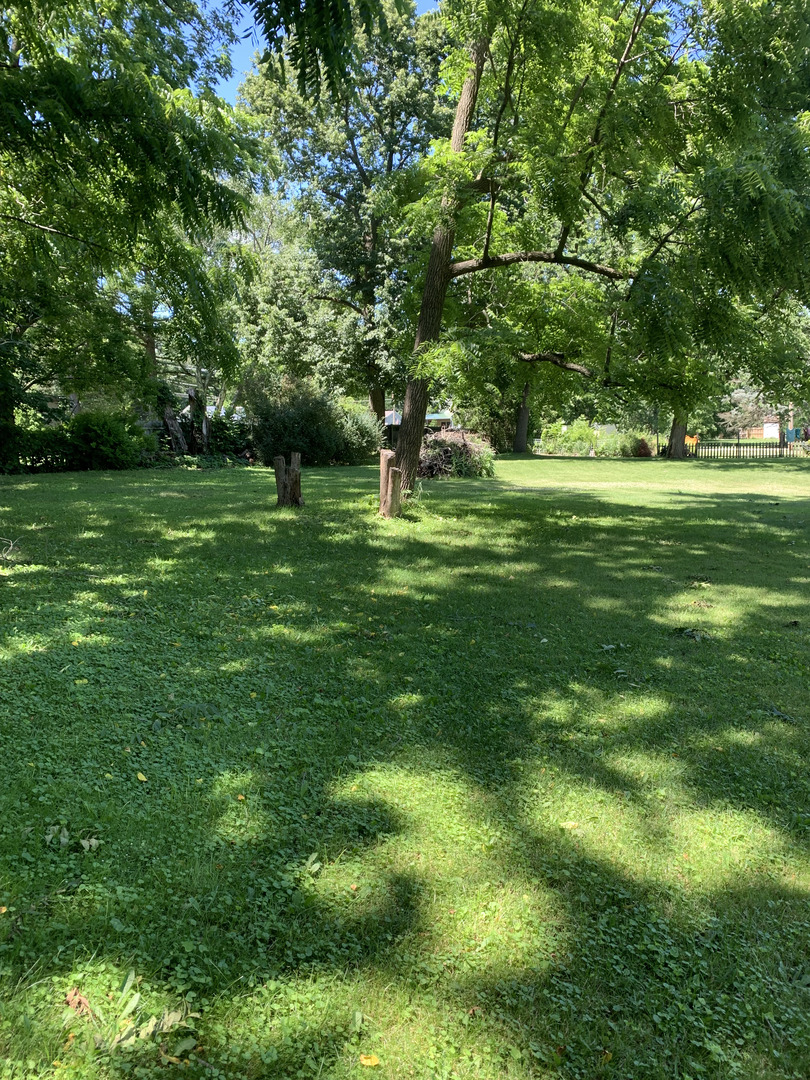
1, 459, 809, 1078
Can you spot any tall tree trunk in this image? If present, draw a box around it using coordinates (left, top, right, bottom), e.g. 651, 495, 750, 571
395, 36, 489, 493
667, 409, 688, 459
512, 381, 531, 453
369, 385, 385, 423
144, 331, 158, 377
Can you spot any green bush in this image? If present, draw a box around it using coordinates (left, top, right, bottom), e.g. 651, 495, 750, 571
418, 429, 496, 479
16, 427, 72, 471
338, 403, 384, 465
207, 413, 251, 456
65, 410, 140, 470
253, 384, 381, 466
536, 418, 595, 456
593, 432, 653, 457
538, 420, 653, 458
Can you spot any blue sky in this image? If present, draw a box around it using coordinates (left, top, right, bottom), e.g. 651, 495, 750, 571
216, 0, 439, 104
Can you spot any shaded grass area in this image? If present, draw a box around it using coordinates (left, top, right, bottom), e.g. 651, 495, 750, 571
1, 457, 809, 1079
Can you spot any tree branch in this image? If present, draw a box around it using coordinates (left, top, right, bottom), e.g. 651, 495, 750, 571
0, 213, 127, 260
554, 0, 655, 256
343, 105, 372, 188
518, 351, 594, 377
311, 293, 365, 316
449, 250, 627, 280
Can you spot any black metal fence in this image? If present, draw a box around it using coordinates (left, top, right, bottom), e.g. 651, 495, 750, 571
693, 440, 806, 460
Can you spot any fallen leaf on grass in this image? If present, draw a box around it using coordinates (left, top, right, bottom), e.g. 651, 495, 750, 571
359, 1054, 380, 1067
236, 794, 245, 801
560, 821, 580, 830
136, 773, 148, 782
65, 988, 94, 1018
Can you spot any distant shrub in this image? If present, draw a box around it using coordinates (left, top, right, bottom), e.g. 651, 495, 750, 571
538, 420, 654, 458
594, 432, 654, 458
453, 401, 536, 453
253, 383, 381, 466
418, 429, 495, 479
207, 413, 251, 456
254, 387, 342, 466
537, 418, 595, 456
17, 427, 72, 472
338, 403, 384, 464
65, 411, 139, 470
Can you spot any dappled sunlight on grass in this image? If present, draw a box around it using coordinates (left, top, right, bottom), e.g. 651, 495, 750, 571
1, 459, 810, 1077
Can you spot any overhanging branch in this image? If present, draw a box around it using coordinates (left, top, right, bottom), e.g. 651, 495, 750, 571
518, 351, 594, 377
311, 293, 365, 316
449, 250, 627, 281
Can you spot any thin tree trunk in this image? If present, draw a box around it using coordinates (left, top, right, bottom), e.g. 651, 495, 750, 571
369, 386, 385, 423
395, 36, 489, 494
667, 409, 688, 459
512, 381, 531, 453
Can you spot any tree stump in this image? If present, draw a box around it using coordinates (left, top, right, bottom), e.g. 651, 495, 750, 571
274, 452, 304, 507
163, 405, 188, 455
380, 449, 402, 518
380, 449, 395, 511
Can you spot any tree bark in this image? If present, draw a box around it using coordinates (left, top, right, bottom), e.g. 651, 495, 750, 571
369, 385, 385, 423
274, 452, 304, 507
379, 449, 395, 512
381, 466, 402, 519
144, 331, 158, 377
395, 36, 489, 493
163, 405, 188, 455
667, 409, 688, 459
512, 381, 531, 453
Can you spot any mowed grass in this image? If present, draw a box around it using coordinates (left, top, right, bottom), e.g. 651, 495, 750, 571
1, 456, 810, 1080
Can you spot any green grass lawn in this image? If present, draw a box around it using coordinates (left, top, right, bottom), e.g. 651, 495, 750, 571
1, 457, 810, 1080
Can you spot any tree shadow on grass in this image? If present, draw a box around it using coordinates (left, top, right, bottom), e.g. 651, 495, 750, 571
1, 466, 810, 1076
